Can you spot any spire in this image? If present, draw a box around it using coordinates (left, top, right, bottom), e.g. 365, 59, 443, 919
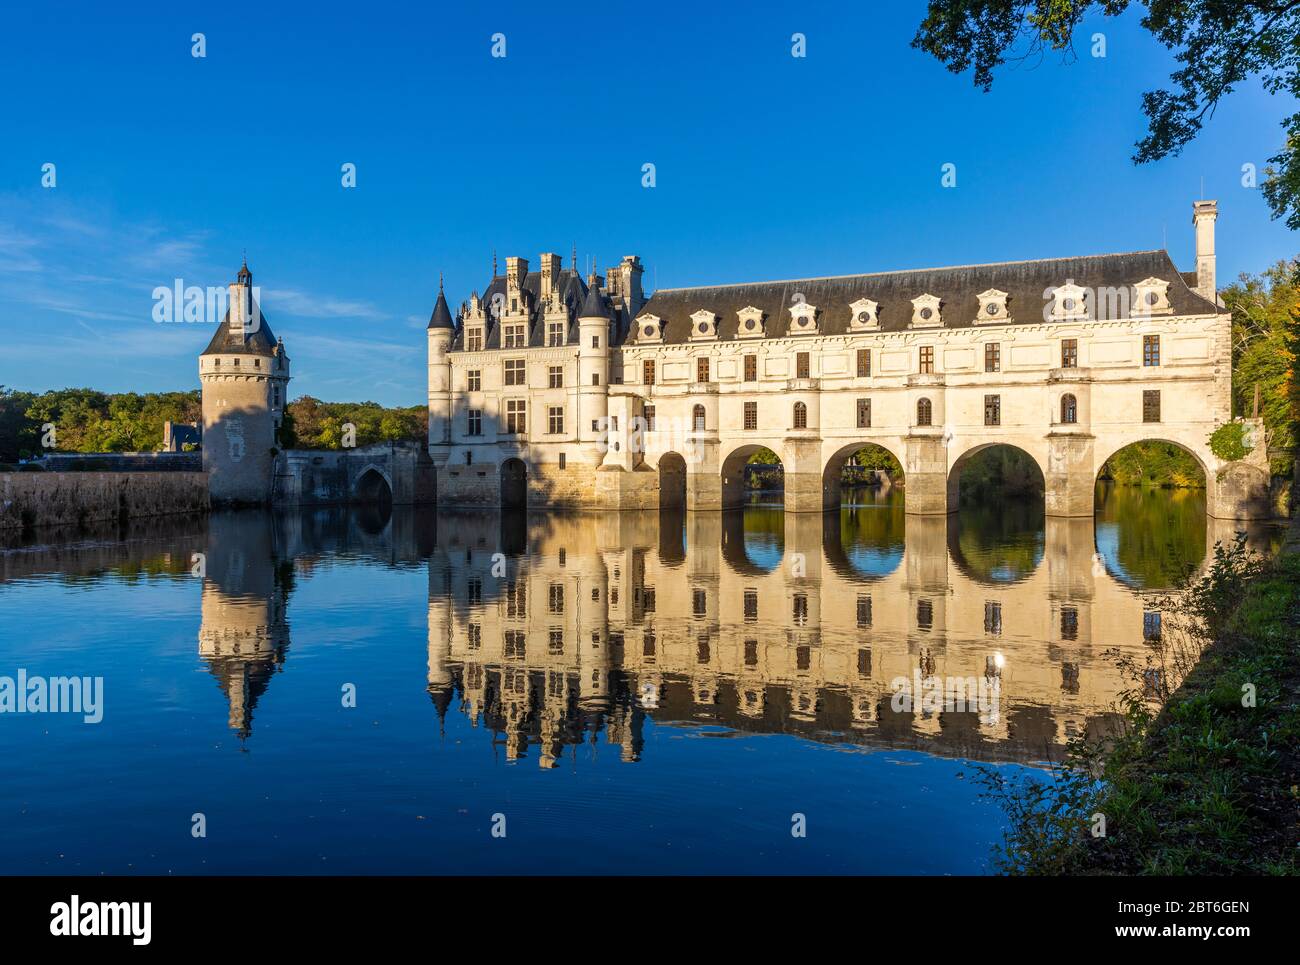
428, 278, 454, 330
579, 273, 610, 320
237, 254, 251, 284
492, 249, 498, 279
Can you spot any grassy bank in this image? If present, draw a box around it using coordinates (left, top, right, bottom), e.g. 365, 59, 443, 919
979, 526, 1300, 875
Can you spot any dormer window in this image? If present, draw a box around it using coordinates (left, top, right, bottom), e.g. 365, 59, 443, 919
637, 313, 664, 342
910, 294, 943, 328
1133, 277, 1171, 316
849, 298, 879, 331
1050, 280, 1089, 321
975, 289, 1010, 324
787, 301, 819, 335
690, 309, 719, 340
736, 306, 765, 338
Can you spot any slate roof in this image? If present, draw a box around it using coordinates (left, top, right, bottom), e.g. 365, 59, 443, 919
427, 289, 454, 330
200, 307, 282, 356
633, 250, 1217, 344
451, 269, 596, 350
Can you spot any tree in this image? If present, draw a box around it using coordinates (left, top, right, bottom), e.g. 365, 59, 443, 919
912, 1, 1300, 227
1222, 259, 1300, 475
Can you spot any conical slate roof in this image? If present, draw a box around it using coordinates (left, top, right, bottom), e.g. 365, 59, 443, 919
427, 288, 455, 330
579, 279, 610, 320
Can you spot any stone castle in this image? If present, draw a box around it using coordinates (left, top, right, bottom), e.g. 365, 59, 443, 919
196, 199, 1272, 518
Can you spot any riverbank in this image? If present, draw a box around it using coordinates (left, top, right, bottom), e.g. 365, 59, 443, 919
0, 471, 209, 530
989, 515, 1300, 874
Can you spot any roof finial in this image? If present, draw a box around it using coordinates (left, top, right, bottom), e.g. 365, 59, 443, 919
572, 242, 577, 273
439, 271, 444, 292
492, 249, 498, 279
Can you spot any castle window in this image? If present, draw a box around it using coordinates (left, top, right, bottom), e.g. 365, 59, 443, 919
984, 601, 1002, 636
693, 404, 707, 431
643, 405, 656, 431
697, 357, 710, 383
467, 370, 481, 391
506, 399, 527, 434
744, 355, 757, 382
856, 398, 871, 428
856, 349, 871, 378
744, 590, 758, 621
591, 373, 599, 386
549, 629, 564, 655
693, 588, 707, 617
796, 352, 810, 379
856, 595, 872, 628
919, 346, 934, 374
1143, 390, 1161, 423
1061, 393, 1078, 424
547, 406, 564, 434
984, 394, 1001, 426
467, 329, 484, 352
793, 402, 808, 429
744, 401, 758, 430
917, 599, 933, 631
504, 358, 525, 386
467, 409, 482, 436
272, 387, 279, 406
504, 324, 526, 348
214, 358, 220, 366
466, 451, 473, 465
549, 583, 564, 614
857, 648, 872, 677
1061, 339, 1078, 368
1061, 605, 1078, 641
916, 398, 932, 426
792, 593, 808, 626
745, 640, 759, 666
547, 321, 564, 346
985, 343, 1000, 373
548, 366, 562, 389
643, 360, 655, 384
254, 358, 261, 368
1143, 334, 1161, 366
233, 358, 240, 367
559, 452, 566, 469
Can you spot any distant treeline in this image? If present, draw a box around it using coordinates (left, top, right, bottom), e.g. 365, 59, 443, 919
0, 387, 427, 462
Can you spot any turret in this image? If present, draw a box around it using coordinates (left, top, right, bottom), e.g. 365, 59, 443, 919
427, 275, 454, 446
199, 259, 290, 505
577, 274, 611, 456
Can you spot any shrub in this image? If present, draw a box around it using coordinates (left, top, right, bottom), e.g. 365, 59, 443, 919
1208, 421, 1251, 463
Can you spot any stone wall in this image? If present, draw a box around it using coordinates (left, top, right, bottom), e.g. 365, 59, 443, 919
0, 471, 210, 530
272, 442, 435, 507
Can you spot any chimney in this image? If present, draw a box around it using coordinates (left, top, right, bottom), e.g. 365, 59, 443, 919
1193, 200, 1217, 303
539, 252, 561, 301
618, 255, 645, 316
505, 256, 529, 310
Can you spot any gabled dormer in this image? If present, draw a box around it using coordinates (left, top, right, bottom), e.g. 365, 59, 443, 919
637, 313, 664, 343
787, 300, 819, 335
975, 289, 1010, 324
690, 309, 719, 340
849, 298, 879, 331
1049, 280, 1089, 321
736, 306, 765, 338
910, 293, 942, 328
1133, 277, 1172, 316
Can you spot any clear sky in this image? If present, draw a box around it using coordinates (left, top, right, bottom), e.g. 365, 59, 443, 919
1, 0, 1295, 406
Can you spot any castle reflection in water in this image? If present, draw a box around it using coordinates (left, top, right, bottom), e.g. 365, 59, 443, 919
61, 501, 1239, 763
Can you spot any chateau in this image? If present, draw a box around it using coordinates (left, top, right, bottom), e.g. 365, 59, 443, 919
189, 199, 1269, 518
425, 200, 1271, 518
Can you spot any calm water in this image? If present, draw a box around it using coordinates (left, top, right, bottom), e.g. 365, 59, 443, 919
0, 488, 1279, 874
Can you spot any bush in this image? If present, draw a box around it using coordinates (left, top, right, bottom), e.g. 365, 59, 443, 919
1208, 421, 1251, 463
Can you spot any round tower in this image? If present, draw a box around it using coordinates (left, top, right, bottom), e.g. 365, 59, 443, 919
426, 275, 455, 447
199, 260, 291, 505
576, 274, 611, 460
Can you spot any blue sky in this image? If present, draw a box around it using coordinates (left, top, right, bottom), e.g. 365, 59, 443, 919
1, 0, 1295, 406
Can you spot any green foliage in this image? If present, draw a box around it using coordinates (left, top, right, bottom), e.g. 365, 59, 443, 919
283, 396, 427, 450
1208, 421, 1250, 463
975, 536, 1299, 875
744, 446, 781, 466
1097, 484, 1207, 590
912, 2, 1300, 228
0, 387, 200, 460
1222, 259, 1300, 477
1099, 441, 1204, 488
956, 446, 1043, 502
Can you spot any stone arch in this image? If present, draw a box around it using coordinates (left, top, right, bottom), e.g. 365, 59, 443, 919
720, 442, 785, 509
821, 502, 905, 581
354, 465, 393, 504
821, 440, 906, 511
500, 457, 528, 509
720, 509, 784, 575
657, 451, 687, 510
947, 442, 1047, 509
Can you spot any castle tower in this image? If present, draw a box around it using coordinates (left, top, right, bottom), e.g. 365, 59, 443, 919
576, 275, 611, 462
426, 276, 455, 448
199, 260, 290, 505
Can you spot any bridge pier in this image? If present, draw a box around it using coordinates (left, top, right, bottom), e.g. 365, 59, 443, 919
902, 430, 950, 515
1044, 433, 1096, 518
